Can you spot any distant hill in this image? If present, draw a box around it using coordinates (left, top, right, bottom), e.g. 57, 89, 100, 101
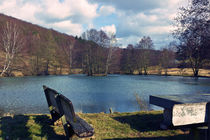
0, 13, 121, 76
0, 14, 180, 77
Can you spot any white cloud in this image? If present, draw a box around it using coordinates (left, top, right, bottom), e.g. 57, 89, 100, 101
88, 23, 94, 29
36, 0, 98, 24
50, 20, 83, 36
89, 0, 188, 48
0, 0, 98, 36
69, 0, 98, 23
117, 36, 140, 48
136, 13, 157, 22
117, 12, 163, 38
40, 0, 72, 19
114, 0, 186, 48
0, 0, 40, 24
145, 25, 176, 35
99, 6, 115, 16
101, 24, 116, 37
0, 0, 188, 48
90, 0, 169, 13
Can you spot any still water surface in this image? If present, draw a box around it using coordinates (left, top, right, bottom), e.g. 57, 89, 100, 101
0, 74, 210, 114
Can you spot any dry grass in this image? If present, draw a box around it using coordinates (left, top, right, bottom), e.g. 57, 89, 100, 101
147, 68, 210, 77
0, 111, 190, 140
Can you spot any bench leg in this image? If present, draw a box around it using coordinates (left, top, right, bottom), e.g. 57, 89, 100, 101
208, 121, 210, 140
208, 124, 210, 140
61, 115, 75, 140
207, 102, 210, 140
50, 110, 61, 124
190, 127, 208, 140
160, 109, 172, 129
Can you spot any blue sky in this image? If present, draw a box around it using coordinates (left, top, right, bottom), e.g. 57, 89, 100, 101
0, 0, 187, 49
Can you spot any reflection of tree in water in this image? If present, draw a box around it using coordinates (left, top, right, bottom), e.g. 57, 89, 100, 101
134, 93, 149, 111
0, 106, 4, 117
76, 103, 108, 113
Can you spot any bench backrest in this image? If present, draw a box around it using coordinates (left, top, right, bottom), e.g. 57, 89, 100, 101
43, 86, 94, 138
43, 85, 63, 119
59, 94, 94, 138
58, 94, 76, 123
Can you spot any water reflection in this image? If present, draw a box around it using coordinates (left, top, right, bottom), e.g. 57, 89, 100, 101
0, 106, 4, 116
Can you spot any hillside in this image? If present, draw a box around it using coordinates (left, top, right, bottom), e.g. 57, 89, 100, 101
0, 14, 209, 77
0, 14, 167, 77
0, 13, 119, 76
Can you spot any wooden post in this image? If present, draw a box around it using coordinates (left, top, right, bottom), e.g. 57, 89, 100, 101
109, 108, 113, 114
160, 109, 172, 129
207, 102, 210, 140
61, 115, 74, 140
190, 102, 210, 140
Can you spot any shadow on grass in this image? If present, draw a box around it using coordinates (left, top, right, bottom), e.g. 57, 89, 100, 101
34, 115, 65, 140
112, 113, 190, 140
113, 113, 163, 132
0, 115, 65, 140
104, 134, 189, 140
0, 115, 31, 140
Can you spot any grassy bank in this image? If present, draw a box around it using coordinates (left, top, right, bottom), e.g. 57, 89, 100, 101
4, 68, 210, 77
0, 111, 190, 140
147, 68, 210, 77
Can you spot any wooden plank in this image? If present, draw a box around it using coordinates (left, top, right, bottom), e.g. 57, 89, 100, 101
43, 86, 94, 138
58, 94, 76, 123
172, 103, 207, 126
59, 94, 94, 138
150, 94, 210, 109
150, 95, 181, 109
72, 115, 94, 137
43, 85, 63, 122
207, 102, 210, 140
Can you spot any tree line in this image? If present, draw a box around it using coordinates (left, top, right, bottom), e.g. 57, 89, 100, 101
0, 20, 177, 77
0, 0, 209, 77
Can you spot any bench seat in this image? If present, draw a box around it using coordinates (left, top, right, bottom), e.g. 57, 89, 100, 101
43, 85, 94, 139
71, 115, 94, 137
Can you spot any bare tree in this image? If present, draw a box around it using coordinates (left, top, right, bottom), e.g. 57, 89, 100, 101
0, 21, 24, 76
160, 47, 175, 75
136, 36, 154, 75
81, 28, 117, 75
174, 0, 210, 77
61, 40, 75, 74
81, 29, 110, 47
105, 34, 117, 75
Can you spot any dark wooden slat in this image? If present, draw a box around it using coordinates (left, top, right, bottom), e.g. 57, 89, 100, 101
59, 94, 94, 138
43, 85, 94, 138
150, 95, 181, 109
58, 94, 76, 123
207, 102, 210, 140
43, 85, 63, 123
72, 115, 94, 137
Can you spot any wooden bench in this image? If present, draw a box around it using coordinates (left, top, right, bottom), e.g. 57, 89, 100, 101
43, 85, 94, 139
150, 94, 210, 140
43, 85, 63, 123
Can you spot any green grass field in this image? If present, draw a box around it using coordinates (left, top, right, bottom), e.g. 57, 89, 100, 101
0, 111, 190, 140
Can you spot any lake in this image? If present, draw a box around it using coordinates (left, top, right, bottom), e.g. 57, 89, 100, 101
0, 74, 210, 114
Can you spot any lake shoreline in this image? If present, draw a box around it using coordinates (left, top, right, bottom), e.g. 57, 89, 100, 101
1, 71, 210, 114
1, 68, 210, 78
